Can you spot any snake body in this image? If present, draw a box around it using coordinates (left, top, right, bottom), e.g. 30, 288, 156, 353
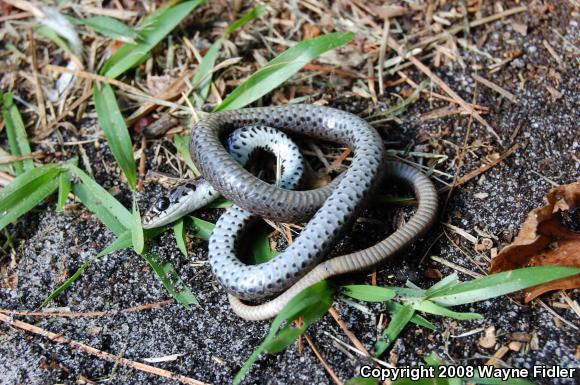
142, 126, 304, 229
188, 105, 438, 319
144, 105, 438, 320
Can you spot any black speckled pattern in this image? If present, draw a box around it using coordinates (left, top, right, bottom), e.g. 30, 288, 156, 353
190, 105, 387, 299
228, 161, 439, 320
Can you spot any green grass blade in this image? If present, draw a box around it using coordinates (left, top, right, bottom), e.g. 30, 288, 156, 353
375, 304, 415, 357
191, 39, 223, 103
412, 300, 482, 320
173, 134, 201, 178
131, 195, 144, 254
0, 164, 62, 231
101, 0, 204, 79
249, 227, 279, 264
56, 170, 72, 212
173, 218, 188, 257
141, 252, 198, 307
225, 5, 266, 36
264, 295, 333, 353
425, 273, 459, 295
190, 5, 265, 104
386, 301, 435, 330
70, 16, 139, 43
465, 376, 536, 385
41, 231, 133, 307
234, 281, 334, 385
342, 285, 396, 302
93, 82, 137, 190
34, 26, 72, 54
205, 197, 232, 208
189, 216, 214, 240
68, 164, 133, 235
215, 32, 354, 112
345, 378, 379, 385
1, 92, 33, 174
428, 266, 580, 307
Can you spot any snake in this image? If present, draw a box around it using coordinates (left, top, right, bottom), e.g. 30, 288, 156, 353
145, 104, 438, 320
142, 125, 304, 229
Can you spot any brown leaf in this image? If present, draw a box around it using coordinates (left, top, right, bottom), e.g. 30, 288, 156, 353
479, 326, 497, 349
490, 181, 580, 301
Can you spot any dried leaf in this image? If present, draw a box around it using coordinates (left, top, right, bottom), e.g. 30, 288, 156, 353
490, 182, 580, 302
478, 325, 496, 349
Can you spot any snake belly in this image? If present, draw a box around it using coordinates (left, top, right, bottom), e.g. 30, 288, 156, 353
190, 105, 388, 300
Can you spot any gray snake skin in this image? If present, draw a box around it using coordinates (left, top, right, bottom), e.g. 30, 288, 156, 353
189, 105, 438, 320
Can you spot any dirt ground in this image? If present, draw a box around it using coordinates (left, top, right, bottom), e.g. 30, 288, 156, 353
0, 1, 578, 385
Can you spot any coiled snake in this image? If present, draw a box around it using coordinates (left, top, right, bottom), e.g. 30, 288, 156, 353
145, 104, 438, 320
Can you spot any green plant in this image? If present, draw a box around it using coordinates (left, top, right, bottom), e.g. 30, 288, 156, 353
234, 266, 579, 384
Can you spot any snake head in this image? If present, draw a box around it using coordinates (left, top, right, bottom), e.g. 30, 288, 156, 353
142, 179, 217, 229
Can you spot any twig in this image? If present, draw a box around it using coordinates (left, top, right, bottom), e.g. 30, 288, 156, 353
542, 40, 563, 66
0, 150, 46, 164
473, 74, 517, 103
0, 299, 174, 318
304, 333, 343, 385
389, 37, 501, 141
398, 71, 488, 111
35, 88, 93, 141
438, 144, 519, 193
0, 312, 210, 385
430, 256, 482, 279
412, 6, 528, 50
28, 28, 48, 135
377, 19, 390, 95
328, 306, 370, 356
43, 64, 188, 112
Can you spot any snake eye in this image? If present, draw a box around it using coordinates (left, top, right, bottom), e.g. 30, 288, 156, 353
185, 182, 197, 191
155, 197, 170, 211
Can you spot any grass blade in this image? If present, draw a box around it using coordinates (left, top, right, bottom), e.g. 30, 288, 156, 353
41, 231, 133, 307
375, 304, 415, 357
34, 25, 73, 54
465, 376, 536, 385
386, 302, 435, 330
425, 273, 459, 295
346, 378, 379, 385
234, 281, 334, 385
342, 285, 396, 302
215, 32, 354, 112
132, 195, 144, 254
0, 164, 62, 231
225, 5, 266, 36
141, 252, 198, 307
249, 227, 279, 264
68, 164, 133, 235
1, 92, 33, 174
189, 216, 215, 240
412, 300, 482, 321
173, 218, 188, 257
173, 134, 201, 178
191, 39, 222, 103
56, 170, 72, 212
70, 16, 139, 44
428, 266, 580, 307
190, 5, 265, 104
101, 0, 204, 79
93, 82, 137, 190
